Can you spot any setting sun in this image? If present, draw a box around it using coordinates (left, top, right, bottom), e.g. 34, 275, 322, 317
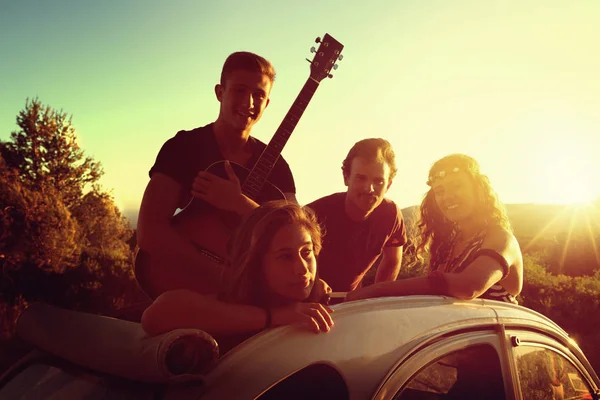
525, 134, 599, 205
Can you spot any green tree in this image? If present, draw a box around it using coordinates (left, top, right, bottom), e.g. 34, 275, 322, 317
0, 154, 80, 277
0, 99, 145, 343
0, 97, 102, 208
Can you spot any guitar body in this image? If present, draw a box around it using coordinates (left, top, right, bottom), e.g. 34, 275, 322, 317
172, 160, 287, 258
134, 161, 286, 298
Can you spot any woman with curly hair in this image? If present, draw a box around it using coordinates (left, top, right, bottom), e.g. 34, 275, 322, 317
346, 153, 523, 303
141, 200, 334, 352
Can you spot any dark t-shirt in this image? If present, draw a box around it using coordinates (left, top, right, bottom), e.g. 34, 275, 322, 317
307, 192, 407, 292
149, 123, 296, 199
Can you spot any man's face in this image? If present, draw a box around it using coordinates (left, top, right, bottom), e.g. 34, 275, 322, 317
344, 157, 392, 217
215, 69, 272, 132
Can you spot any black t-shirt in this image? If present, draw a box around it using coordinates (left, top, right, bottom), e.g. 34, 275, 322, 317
150, 123, 296, 197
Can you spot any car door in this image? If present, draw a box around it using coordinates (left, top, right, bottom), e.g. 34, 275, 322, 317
506, 330, 600, 400
373, 329, 516, 400
0, 355, 160, 400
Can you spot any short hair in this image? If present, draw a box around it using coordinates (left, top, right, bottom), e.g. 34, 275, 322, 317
222, 200, 323, 308
341, 138, 398, 181
220, 51, 276, 86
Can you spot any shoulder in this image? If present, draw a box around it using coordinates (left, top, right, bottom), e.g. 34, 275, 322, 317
158, 125, 214, 152
307, 192, 345, 210
481, 225, 521, 256
374, 198, 403, 219
482, 225, 514, 245
172, 124, 214, 143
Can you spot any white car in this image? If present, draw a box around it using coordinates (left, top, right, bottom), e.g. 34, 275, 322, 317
1, 296, 599, 399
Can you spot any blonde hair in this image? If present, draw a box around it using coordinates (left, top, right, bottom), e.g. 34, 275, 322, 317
222, 200, 323, 307
415, 154, 511, 267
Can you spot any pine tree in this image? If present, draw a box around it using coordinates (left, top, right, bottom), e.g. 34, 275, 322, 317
1, 98, 103, 208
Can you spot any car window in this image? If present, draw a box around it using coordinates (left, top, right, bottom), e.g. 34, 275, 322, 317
394, 344, 506, 400
0, 361, 157, 400
257, 363, 349, 400
514, 346, 594, 400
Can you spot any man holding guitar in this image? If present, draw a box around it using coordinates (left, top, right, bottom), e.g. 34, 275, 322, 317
136, 35, 344, 299
136, 52, 296, 298
307, 138, 407, 294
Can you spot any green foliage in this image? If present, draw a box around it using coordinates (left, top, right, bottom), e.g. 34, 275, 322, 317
0, 156, 80, 274
0, 99, 147, 347
520, 253, 600, 374
0, 97, 103, 208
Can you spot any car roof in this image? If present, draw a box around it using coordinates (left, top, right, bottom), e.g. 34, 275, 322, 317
3, 296, 579, 400
196, 296, 571, 399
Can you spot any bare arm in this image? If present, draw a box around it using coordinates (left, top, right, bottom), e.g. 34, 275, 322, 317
443, 228, 522, 299
138, 173, 200, 259
137, 173, 223, 290
347, 227, 523, 301
374, 246, 403, 283
141, 290, 334, 336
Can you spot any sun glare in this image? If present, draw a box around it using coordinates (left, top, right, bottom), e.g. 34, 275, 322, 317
526, 135, 599, 205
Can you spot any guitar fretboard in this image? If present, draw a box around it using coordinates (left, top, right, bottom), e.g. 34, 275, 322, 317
241, 78, 320, 200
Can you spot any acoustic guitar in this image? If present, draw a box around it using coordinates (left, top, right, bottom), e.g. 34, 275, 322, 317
135, 34, 344, 298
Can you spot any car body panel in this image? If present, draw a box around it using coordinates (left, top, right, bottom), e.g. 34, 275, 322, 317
1, 296, 599, 400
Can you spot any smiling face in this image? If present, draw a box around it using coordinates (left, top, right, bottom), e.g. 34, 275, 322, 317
215, 69, 272, 133
262, 223, 317, 301
344, 156, 392, 219
431, 171, 478, 223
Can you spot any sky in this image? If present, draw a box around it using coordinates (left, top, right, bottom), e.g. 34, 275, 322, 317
1, 0, 600, 225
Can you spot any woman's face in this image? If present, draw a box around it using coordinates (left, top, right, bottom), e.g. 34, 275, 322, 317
431, 170, 478, 223
262, 223, 317, 301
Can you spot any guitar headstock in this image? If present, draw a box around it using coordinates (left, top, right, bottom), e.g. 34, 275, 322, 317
307, 33, 344, 82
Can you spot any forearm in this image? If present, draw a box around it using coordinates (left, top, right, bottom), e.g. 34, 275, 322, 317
443, 273, 499, 300
361, 276, 434, 298
142, 291, 267, 336
374, 262, 401, 283
141, 223, 217, 268
234, 194, 259, 216
181, 303, 267, 335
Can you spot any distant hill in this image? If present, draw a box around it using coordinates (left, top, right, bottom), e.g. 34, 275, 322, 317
126, 202, 599, 240
402, 203, 599, 238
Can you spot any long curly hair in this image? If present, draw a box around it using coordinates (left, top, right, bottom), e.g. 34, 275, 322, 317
221, 200, 323, 308
415, 154, 512, 268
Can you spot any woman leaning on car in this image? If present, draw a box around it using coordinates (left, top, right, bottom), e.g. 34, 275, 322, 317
141, 200, 334, 352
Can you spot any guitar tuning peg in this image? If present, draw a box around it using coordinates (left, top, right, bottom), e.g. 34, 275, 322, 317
315, 37, 321, 43
310, 46, 316, 53
328, 74, 333, 79
305, 58, 312, 64
338, 54, 344, 61
333, 64, 338, 70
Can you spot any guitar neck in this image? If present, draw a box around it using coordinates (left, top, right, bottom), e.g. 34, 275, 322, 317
242, 78, 320, 200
